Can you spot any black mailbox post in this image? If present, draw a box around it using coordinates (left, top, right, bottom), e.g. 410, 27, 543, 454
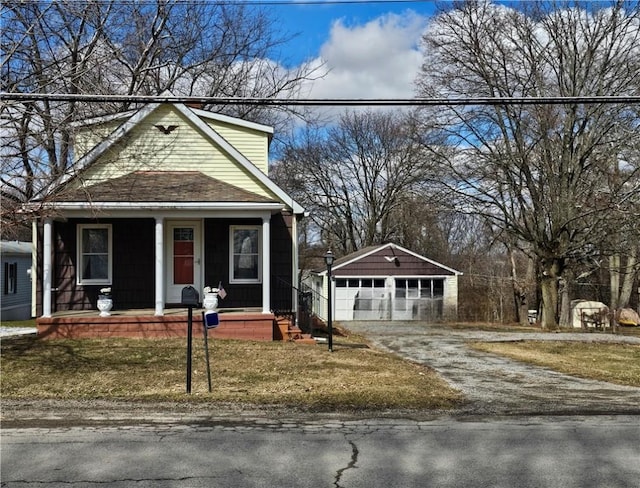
181, 286, 199, 394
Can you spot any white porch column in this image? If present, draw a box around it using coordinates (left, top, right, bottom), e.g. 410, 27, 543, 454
31, 220, 38, 318
291, 214, 299, 324
42, 218, 53, 317
262, 215, 271, 314
154, 217, 164, 316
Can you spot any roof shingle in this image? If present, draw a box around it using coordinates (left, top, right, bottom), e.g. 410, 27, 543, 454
53, 171, 277, 203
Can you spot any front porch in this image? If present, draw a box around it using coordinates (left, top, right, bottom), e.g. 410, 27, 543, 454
36, 308, 276, 341
36, 307, 317, 343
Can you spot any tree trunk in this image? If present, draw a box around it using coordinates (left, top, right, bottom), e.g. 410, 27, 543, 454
508, 248, 529, 326
609, 254, 621, 311
619, 249, 638, 308
559, 277, 571, 328
540, 277, 558, 329
540, 259, 562, 329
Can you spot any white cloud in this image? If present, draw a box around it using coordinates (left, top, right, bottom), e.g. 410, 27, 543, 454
302, 12, 428, 100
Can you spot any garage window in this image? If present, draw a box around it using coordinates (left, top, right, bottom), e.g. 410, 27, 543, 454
350, 278, 390, 320
394, 278, 445, 318
336, 278, 385, 289
396, 278, 444, 298
419, 279, 445, 298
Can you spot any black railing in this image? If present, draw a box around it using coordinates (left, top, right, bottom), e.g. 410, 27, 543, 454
271, 274, 294, 317
271, 275, 321, 335
298, 282, 314, 335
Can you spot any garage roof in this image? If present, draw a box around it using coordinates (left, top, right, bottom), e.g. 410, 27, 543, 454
316, 243, 462, 277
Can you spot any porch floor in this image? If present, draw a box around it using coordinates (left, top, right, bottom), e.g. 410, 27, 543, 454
36, 307, 275, 341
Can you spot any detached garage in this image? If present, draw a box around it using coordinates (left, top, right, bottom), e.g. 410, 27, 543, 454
311, 243, 462, 322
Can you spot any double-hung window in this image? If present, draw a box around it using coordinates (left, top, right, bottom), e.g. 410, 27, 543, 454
77, 224, 112, 285
230, 226, 261, 283
3, 262, 17, 294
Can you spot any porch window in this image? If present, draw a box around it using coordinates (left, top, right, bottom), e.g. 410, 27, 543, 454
77, 224, 112, 285
230, 226, 261, 283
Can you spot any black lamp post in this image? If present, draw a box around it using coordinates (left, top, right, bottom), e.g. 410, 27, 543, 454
324, 249, 334, 352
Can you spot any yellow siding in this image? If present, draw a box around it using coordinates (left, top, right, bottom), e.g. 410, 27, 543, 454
73, 119, 123, 161
73, 105, 276, 200
203, 119, 269, 174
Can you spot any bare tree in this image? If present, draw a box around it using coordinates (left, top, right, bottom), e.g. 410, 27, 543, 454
274, 110, 438, 256
1, 0, 322, 237
417, 0, 640, 328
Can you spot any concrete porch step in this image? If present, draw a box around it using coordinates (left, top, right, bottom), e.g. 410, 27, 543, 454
292, 334, 317, 345
274, 316, 317, 344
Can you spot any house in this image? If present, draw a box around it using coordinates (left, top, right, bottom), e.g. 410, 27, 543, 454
26, 102, 305, 340
0, 241, 33, 321
310, 243, 462, 322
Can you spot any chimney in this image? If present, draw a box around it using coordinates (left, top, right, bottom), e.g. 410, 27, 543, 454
185, 101, 204, 110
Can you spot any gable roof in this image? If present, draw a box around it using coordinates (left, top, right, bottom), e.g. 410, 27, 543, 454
70, 106, 274, 137
0, 241, 32, 256
315, 243, 462, 276
45, 102, 303, 214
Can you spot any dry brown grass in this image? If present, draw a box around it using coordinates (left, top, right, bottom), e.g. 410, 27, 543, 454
1, 334, 462, 411
469, 341, 640, 387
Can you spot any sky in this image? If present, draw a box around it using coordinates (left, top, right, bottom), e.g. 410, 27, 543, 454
261, 0, 439, 101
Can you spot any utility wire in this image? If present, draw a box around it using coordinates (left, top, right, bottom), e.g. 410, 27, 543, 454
3, 93, 640, 106
17, 0, 438, 5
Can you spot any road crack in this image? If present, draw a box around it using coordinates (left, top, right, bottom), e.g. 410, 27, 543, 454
334, 439, 358, 487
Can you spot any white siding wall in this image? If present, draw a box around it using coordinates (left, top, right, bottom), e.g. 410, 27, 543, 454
443, 276, 459, 321
1, 254, 32, 321
312, 276, 327, 321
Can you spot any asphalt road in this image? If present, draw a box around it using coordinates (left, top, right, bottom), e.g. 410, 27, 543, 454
2, 417, 640, 487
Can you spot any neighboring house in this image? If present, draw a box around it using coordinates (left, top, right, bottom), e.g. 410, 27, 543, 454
27, 102, 305, 339
0, 241, 32, 321
310, 243, 462, 322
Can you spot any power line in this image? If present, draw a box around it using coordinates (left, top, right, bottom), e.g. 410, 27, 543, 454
3, 93, 640, 106
16, 0, 437, 5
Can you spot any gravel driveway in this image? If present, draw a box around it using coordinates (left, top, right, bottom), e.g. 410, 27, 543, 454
343, 322, 640, 416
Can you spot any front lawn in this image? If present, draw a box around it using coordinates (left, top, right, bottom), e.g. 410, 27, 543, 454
469, 340, 640, 387
1, 334, 462, 411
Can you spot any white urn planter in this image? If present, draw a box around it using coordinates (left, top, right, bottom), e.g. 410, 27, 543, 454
203, 292, 219, 312
97, 296, 113, 317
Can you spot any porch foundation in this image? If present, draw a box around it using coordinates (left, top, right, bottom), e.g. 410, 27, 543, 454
36, 311, 275, 341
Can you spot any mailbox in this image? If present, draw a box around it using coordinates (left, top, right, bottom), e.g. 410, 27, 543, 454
181, 286, 200, 306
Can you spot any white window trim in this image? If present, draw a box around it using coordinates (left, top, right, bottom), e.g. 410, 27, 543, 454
394, 277, 445, 299
77, 224, 113, 285
229, 225, 262, 284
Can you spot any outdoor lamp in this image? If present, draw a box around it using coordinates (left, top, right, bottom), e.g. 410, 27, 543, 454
324, 250, 334, 352
324, 249, 335, 268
